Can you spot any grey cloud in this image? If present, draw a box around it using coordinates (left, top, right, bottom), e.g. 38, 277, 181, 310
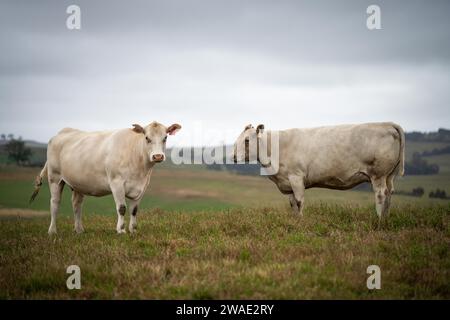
0, 0, 449, 144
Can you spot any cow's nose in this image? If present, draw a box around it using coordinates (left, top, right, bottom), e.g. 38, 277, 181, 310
152, 154, 164, 162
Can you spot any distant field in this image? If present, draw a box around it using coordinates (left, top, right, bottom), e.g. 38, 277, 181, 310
423, 154, 450, 174
404, 141, 450, 160
0, 165, 284, 215
1, 137, 449, 215
0, 165, 449, 217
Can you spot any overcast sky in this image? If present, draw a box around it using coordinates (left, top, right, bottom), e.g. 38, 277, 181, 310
1, 0, 449, 146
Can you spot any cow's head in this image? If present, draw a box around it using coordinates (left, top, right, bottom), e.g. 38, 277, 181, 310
232, 124, 264, 163
132, 122, 181, 163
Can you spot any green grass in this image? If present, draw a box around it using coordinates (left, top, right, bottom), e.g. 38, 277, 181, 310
0, 204, 448, 299
0, 180, 231, 214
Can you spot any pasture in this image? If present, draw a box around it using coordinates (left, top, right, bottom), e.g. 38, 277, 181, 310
0, 165, 449, 299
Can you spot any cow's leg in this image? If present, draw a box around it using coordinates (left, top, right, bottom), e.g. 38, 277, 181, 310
371, 177, 390, 222
288, 174, 305, 217
386, 173, 396, 195
110, 180, 127, 234
48, 179, 65, 235
288, 194, 299, 214
128, 198, 141, 233
384, 174, 396, 217
71, 191, 85, 233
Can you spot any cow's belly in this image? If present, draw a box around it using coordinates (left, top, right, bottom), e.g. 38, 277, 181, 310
62, 174, 111, 197
307, 172, 370, 190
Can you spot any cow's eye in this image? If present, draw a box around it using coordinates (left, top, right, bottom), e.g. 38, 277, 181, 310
146, 137, 152, 143
163, 136, 167, 142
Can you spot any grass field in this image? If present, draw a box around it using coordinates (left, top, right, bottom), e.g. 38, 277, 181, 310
0, 203, 449, 299
0, 164, 449, 299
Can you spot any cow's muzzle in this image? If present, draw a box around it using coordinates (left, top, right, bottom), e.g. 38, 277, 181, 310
152, 154, 165, 162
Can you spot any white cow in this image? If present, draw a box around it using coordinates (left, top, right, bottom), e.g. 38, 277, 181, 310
30, 122, 181, 234
232, 122, 405, 220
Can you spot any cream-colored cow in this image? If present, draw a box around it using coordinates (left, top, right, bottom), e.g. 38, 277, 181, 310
232, 122, 405, 220
30, 122, 181, 234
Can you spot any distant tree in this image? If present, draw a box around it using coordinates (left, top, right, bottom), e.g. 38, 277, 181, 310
412, 187, 424, 197
405, 131, 425, 142
7, 133, 14, 140
405, 128, 450, 142
1, 134, 5, 140
5, 138, 32, 166
429, 188, 447, 199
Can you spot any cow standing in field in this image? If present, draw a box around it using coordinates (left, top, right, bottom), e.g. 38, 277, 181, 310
30, 122, 181, 234
232, 122, 405, 220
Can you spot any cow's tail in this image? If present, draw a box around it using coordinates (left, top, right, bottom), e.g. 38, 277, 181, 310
391, 123, 405, 176
30, 162, 48, 203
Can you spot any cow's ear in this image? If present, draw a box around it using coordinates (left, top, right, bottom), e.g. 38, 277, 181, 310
132, 124, 145, 134
167, 123, 181, 135
256, 124, 265, 136
244, 124, 253, 130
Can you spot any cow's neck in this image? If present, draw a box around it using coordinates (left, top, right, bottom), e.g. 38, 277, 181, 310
257, 130, 273, 167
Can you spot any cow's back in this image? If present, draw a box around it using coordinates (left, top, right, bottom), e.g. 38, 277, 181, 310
48, 128, 112, 165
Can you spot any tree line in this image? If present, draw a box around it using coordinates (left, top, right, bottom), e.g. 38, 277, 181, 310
420, 145, 450, 157
405, 128, 450, 142
0, 134, 32, 166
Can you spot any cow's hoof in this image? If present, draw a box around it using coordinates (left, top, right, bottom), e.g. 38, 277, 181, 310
129, 227, 137, 234
74, 227, 84, 234
117, 229, 126, 234
48, 229, 57, 235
